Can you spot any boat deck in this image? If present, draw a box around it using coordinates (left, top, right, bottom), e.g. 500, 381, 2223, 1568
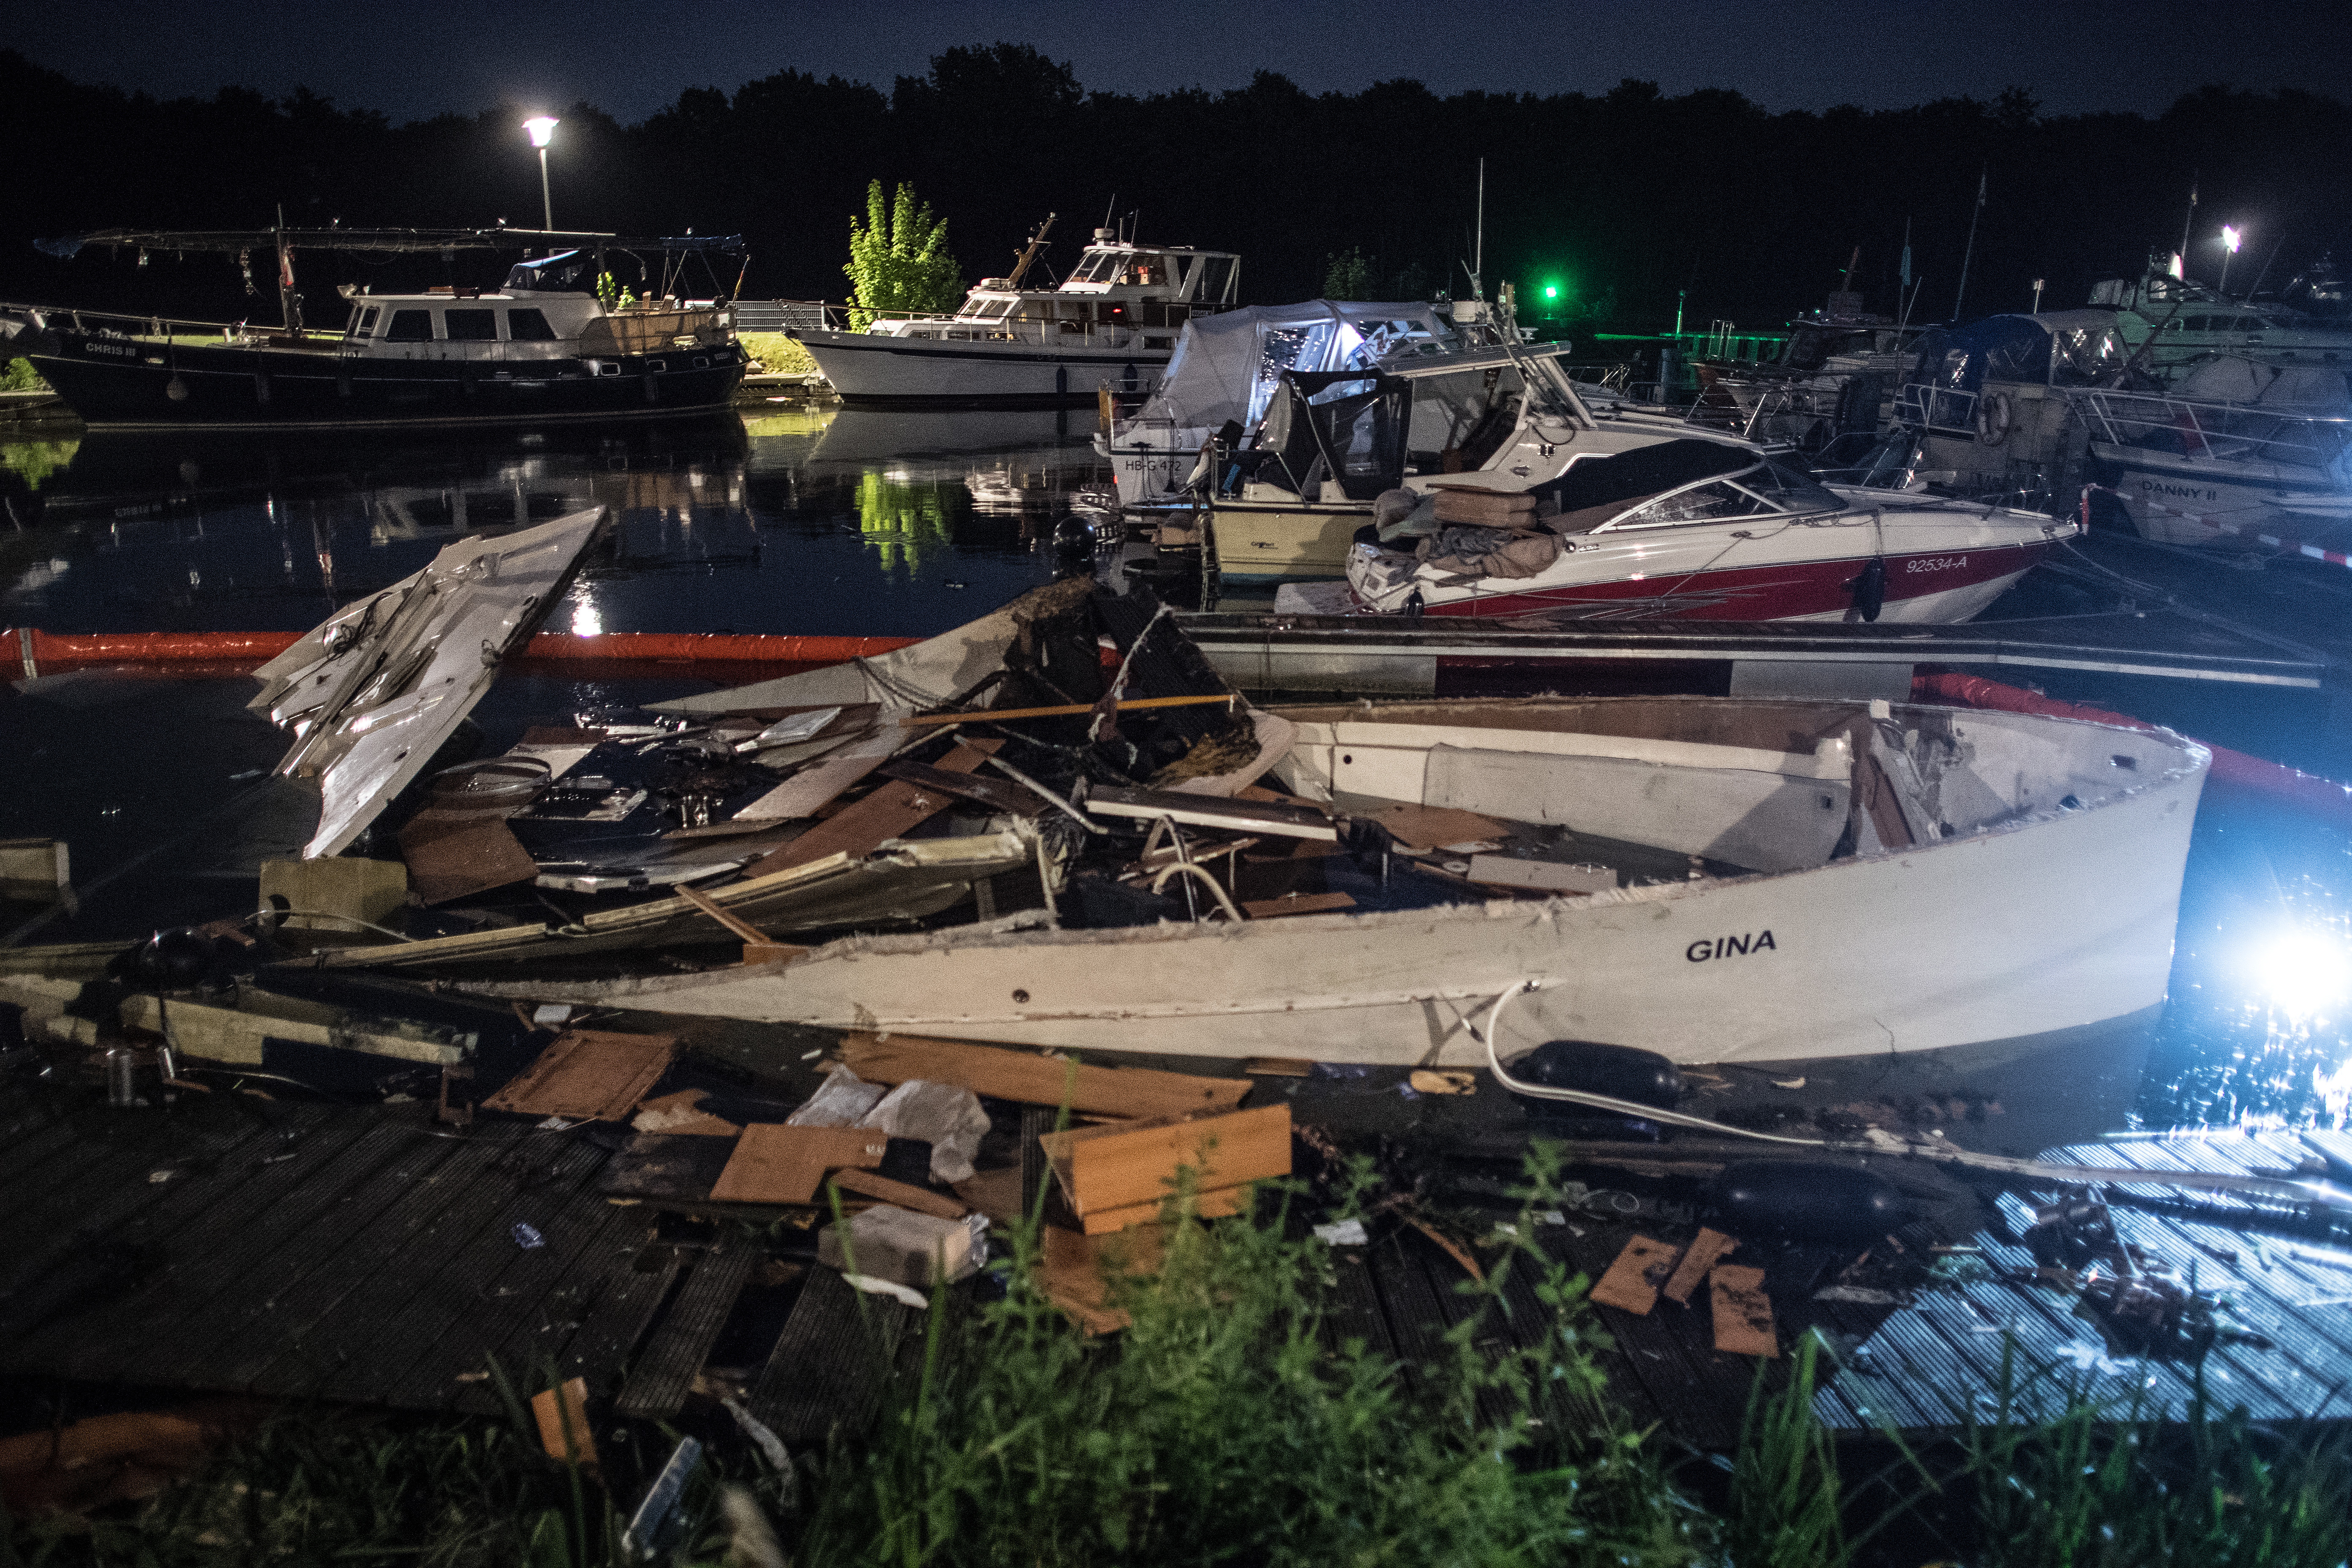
3, 1061, 2347, 1446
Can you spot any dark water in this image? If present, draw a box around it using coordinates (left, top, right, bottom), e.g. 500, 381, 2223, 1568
3, 408, 2347, 1135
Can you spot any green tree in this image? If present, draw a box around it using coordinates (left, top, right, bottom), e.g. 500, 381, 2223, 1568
1321, 247, 1377, 301
844, 180, 964, 329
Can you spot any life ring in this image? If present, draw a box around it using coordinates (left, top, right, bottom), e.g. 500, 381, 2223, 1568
1976, 389, 2013, 447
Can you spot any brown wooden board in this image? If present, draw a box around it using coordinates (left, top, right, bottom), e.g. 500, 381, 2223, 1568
1663, 1228, 1740, 1305
827, 1168, 969, 1220
1589, 1235, 1680, 1316
875, 759, 1040, 817
482, 1030, 681, 1122
745, 739, 1001, 877
601, 1132, 739, 1206
708, 1125, 889, 1205
1037, 1223, 1166, 1335
1360, 803, 1512, 852
1710, 1264, 1778, 1357
841, 1032, 1251, 1120
1073, 1183, 1252, 1236
1240, 891, 1356, 920
1038, 1104, 1290, 1219
398, 815, 540, 905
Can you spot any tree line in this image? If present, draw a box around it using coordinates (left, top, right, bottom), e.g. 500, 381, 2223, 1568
5, 44, 2349, 334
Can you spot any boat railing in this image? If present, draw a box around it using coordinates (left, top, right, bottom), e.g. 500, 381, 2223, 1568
4, 300, 276, 346
2068, 388, 2352, 474
1892, 381, 1983, 437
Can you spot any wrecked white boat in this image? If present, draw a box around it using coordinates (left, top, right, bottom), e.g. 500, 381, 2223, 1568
439, 689, 2207, 1078
250, 506, 606, 856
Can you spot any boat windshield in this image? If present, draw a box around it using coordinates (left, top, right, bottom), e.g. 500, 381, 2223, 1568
1070, 251, 1124, 284
1599, 461, 1843, 531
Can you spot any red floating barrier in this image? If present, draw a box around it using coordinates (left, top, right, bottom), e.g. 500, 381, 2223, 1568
5, 626, 921, 680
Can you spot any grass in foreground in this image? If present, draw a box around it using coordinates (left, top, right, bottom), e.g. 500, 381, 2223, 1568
8, 1147, 2351, 1566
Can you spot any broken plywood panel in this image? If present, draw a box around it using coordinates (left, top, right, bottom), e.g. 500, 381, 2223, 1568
1241, 891, 1356, 920
840, 1032, 1250, 1120
1589, 1235, 1681, 1316
481, 1030, 680, 1122
747, 740, 1001, 877
1038, 1223, 1168, 1335
1362, 803, 1510, 852
1662, 1228, 1740, 1306
1710, 1263, 1777, 1357
257, 857, 407, 936
707, 1125, 888, 1205
1038, 1104, 1290, 1222
1072, 1182, 1252, 1236
629, 1090, 741, 1137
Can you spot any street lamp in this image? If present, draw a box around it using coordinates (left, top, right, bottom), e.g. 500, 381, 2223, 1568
2220, 224, 2243, 295
523, 117, 559, 232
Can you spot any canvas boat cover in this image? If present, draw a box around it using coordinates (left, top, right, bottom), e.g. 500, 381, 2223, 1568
1126, 301, 1458, 438
1903, 310, 2134, 400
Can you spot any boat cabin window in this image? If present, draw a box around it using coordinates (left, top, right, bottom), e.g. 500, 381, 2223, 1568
1072, 251, 1124, 284
1195, 256, 1234, 302
444, 309, 498, 342
1603, 480, 1780, 531
505, 308, 556, 341
385, 309, 434, 342
348, 307, 380, 339
1737, 461, 1843, 514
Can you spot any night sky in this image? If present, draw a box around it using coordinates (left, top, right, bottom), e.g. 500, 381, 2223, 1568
11, 0, 2350, 123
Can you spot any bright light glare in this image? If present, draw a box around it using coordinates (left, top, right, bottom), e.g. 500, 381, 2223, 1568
2221, 224, 2243, 253
2249, 925, 2352, 1018
569, 594, 602, 637
523, 116, 560, 149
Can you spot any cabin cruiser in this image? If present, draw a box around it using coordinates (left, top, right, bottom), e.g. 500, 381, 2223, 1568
2089, 253, 2352, 381
1685, 290, 1927, 453
14, 228, 747, 429
1342, 437, 2075, 622
2074, 355, 2352, 561
1097, 299, 1466, 506
791, 221, 1240, 409
1203, 340, 1770, 584
1890, 310, 2139, 506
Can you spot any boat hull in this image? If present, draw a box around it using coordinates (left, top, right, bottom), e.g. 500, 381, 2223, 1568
30, 331, 745, 430
501, 730, 2202, 1073
796, 329, 1168, 408
2089, 439, 2350, 556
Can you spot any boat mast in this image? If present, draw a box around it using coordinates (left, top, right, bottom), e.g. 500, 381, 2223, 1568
1952, 166, 1985, 323
275, 204, 303, 340
1005, 213, 1057, 289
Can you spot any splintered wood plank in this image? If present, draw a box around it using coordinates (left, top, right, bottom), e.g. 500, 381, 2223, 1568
1037, 1223, 1166, 1335
1710, 1264, 1778, 1358
745, 739, 1001, 876
1361, 803, 1511, 852
1662, 1228, 1740, 1305
1546, 1225, 1738, 1449
1240, 892, 1356, 919
826, 1168, 970, 1220
841, 1032, 1251, 1120
708, 1125, 889, 1206
617, 1244, 759, 1419
1589, 1235, 1681, 1316
1039, 1104, 1290, 1220
1073, 1183, 1251, 1236
482, 1030, 681, 1122
747, 1266, 915, 1444
729, 728, 901, 825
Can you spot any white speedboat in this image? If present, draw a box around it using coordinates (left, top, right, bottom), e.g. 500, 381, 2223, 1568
442, 682, 2206, 1082
1344, 438, 2074, 622
792, 223, 1239, 408
1205, 341, 1760, 584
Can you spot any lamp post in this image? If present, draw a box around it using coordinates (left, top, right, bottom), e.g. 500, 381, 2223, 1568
2219, 224, 2243, 296
523, 117, 559, 233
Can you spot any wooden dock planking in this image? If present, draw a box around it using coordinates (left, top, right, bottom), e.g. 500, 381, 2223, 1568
435, 1193, 646, 1413
1321, 1248, 1398, 1362
336, 1138, 615, 1409
746, 1266, 915, 1447
617, 1243, 759, 1419
23, 1112, 398, 1383
193, 1131, 523, 1396
558, 1243, 685, 1399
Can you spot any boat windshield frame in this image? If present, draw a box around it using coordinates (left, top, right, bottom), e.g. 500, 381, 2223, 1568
1590, 460, 1846, 534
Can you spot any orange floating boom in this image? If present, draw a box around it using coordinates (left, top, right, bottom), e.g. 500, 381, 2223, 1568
6, 627, 922, 679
